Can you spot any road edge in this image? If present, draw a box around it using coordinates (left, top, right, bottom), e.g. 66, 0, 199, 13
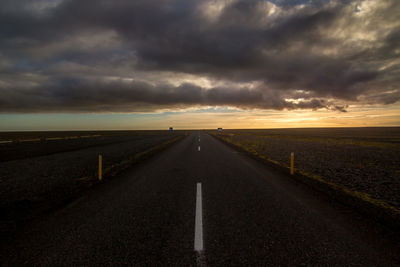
209, 133, 400, 232
0, 134, 187, 247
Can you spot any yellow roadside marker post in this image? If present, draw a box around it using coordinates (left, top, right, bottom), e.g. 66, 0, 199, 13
98, 154, 102, 181
290, 152, 294, 175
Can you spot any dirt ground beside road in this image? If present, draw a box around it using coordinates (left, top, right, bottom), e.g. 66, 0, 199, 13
0, 131, 186, 239
210, 127, 400, 209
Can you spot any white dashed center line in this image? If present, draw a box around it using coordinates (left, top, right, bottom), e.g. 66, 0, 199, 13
198, 146, 201, 151
194, 183, 203, 252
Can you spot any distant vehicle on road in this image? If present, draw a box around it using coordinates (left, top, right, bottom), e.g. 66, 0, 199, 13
218, 128, 222, 132
169, 127, 173, 132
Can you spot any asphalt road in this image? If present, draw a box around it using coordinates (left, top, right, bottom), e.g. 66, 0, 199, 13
1, 132, 399, 266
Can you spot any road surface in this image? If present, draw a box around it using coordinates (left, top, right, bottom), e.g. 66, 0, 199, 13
1, 132, 399, 265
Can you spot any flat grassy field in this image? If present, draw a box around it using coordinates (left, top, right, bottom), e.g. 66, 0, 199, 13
210, 127, 400, 209
0, 130, 184, 161
0, 130, 187, 233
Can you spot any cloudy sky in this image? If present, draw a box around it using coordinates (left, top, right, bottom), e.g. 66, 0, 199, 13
0, 0, 399, 130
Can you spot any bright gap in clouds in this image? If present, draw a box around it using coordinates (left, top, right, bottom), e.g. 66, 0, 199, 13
1, 104, 399, 131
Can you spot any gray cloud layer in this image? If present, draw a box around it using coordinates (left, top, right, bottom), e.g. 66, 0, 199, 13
0, 77, 346, 112
0, 0, 399, 112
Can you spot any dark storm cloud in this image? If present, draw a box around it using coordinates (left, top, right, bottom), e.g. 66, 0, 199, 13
0, 0, 399, 112
0, 77, 344, 112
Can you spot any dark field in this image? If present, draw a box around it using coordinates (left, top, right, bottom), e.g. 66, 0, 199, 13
210, 127, 400, 209
0, 131, 179, 161
0, 130, 186, 235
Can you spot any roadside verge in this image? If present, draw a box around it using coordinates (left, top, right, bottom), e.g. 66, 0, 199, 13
210, 133, 400, 231
0, 135, 186, 244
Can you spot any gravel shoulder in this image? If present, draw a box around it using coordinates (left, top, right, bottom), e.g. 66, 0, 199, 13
209, 128, 400, 225
0, 131, 186, 241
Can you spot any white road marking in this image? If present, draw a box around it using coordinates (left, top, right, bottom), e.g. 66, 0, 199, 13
198, 146, 201, 151
194, 183, 203, 252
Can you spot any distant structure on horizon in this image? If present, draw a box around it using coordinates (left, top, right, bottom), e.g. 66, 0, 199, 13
169, 127, 173, 132
218, 128, 223, 132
